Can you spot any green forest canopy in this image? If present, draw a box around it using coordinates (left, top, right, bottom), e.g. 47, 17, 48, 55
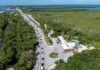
0, 13, 38, 70
55, 50, 100, 70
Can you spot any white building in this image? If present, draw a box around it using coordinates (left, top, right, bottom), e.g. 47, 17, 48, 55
58, 36, 77, 51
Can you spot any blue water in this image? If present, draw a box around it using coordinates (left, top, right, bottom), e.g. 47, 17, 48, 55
0, 10, 16, 13
0, 6, 16, 13
26, 5, 100, 10
1, 5, 100, 12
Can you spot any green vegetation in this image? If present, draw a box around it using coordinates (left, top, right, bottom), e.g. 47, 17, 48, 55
28, 9, 100, 70
49, 52, 58, 58
0, 14, 9, 39
54, 50, 100, 70
0, 13, 38, 70
93, 41, 100, 50
30, 9, 100, 49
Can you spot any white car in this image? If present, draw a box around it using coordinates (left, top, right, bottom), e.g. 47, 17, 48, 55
41, 66, 45, 70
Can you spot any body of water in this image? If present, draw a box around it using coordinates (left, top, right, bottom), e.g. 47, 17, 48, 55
0, 6, 16, 13
24, 5, 100, 10
0, 9, 16, 13
1, 5, 100, 13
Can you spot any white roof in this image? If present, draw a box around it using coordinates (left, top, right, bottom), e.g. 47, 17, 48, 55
67, 42, 76, 48
58, 36, 66, 44
58, 36, 76, 50
58, 36, 68, 49
62, 44, 68, 49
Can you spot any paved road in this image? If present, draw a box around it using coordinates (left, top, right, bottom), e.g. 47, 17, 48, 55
17, 8, 48, 70
17, 8, 75, 70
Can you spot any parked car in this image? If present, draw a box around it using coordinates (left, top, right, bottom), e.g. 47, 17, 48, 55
41, 66, 45, 70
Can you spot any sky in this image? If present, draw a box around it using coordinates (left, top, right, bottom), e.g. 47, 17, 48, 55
0, 0, 100, 5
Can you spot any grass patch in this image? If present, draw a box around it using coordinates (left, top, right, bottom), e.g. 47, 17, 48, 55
30, 9, 100, 48
49, 52, 58, 58
93, 41, 100, 50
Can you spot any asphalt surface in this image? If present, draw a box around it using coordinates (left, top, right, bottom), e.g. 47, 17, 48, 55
17, 8, 74, 70
17, 8, 48, 70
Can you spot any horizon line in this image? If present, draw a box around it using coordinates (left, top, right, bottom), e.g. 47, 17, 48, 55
0, 4, 100, 6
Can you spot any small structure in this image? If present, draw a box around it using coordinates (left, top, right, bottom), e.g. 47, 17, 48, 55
71, 40, 80, 46
58, 36, 77, 51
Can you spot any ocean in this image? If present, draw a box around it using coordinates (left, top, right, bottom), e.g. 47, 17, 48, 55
24, 5, 100, 10
0, 6, 16, 13
0, 5, 100, 13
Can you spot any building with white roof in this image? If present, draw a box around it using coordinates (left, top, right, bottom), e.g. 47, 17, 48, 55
58, 36, 77, 51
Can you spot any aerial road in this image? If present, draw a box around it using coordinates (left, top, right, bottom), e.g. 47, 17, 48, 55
17, 8, 48, 70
